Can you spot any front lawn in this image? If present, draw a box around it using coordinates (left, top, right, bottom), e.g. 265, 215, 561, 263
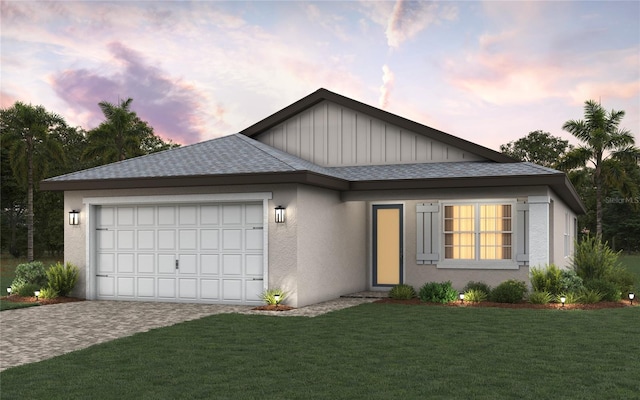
1, 304, 638, 399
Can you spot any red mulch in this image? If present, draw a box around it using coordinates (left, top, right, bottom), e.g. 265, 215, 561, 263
2, 295, 85, 305
252, 304, 296, 311
375, 297, 635, 310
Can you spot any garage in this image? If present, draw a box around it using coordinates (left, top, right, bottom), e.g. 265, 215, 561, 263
93, 202, 265, 304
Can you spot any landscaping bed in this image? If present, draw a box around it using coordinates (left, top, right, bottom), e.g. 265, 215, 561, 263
375, 297, 633, 310
1, 295, 84, 306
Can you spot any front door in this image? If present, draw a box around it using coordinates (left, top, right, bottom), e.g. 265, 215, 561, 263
373, 204, 403, 286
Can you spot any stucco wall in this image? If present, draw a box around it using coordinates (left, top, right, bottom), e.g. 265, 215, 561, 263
295, 185, 367, 306
550, 190, 577, 269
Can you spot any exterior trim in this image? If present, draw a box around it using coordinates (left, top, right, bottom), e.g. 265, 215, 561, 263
240, 88, 518, 164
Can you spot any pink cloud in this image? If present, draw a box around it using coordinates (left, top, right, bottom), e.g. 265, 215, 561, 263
51, 42, 210, 144
379, 64, 395, 108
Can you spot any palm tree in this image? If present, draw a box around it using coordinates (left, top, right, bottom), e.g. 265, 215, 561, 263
83, 98, 150, 163
560, 100, 639, 237
0, 102, 66, 261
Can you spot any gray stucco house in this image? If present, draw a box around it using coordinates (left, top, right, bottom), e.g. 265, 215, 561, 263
42, 89, 585, 307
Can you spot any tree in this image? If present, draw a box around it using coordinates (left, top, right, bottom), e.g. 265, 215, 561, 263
500, 130, 571, 168
0, 103, 67, 261
83, 98, 178, 164
559, 100, 639, 237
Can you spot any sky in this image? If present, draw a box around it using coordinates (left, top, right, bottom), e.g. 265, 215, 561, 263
1, 1, 639, 151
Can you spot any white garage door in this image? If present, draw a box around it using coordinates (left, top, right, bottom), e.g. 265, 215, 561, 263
94, 203, 264, 304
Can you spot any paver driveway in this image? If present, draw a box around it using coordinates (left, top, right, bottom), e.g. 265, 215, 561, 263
0, 297, 376, 371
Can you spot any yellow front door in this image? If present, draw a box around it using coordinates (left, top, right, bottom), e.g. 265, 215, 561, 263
373, 205, 403, 286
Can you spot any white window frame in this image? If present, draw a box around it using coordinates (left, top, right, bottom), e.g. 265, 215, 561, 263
437, 200, 518, 270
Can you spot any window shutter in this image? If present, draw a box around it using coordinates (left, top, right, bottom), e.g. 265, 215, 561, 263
516, 201, 529, 263
417, 202, 439, 264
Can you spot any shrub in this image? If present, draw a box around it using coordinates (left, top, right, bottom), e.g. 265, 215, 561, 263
560, 269, 585, 294
572, 236, 620, 281
389, 284, 416, 300
561, 292, 583, 304
530, 264, 563, 295
579, 289, 603, 304
584, 279, 621, 302
464, 289, 487, 303
259, 288, 287, 305
529, 291, 553, 304
419, 281, 458, 303
489, 280, 527, 303
605, 267, 637, 295
46, 262, 79, 297
39, 287, 59, 300
462, 281, 491, 296
14, 261, 48, 288
11, 280, 41, 297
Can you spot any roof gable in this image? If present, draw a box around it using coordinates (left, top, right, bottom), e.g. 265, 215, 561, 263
240, 88, 516, 165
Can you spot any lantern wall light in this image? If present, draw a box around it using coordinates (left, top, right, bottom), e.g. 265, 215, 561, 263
275, 206, 286, 224
69, 210, 80, 225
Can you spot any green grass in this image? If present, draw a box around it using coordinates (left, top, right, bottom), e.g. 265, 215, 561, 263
0, 300, 39, 311
1, 304, 638, 399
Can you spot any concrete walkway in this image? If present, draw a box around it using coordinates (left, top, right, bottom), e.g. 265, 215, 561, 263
0, 297, 377, 371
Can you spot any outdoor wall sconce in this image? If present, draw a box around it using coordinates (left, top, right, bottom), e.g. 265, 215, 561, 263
459, 293, 465, 304
560, 296, 566, 308
629, 292, 635, 306
69, 210, 80, 225
6, 287, 11, 296
275, 206, 286, 224
34, 290, 40, 300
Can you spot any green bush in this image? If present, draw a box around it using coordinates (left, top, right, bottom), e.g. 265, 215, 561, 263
389, 284, 416, 300
584, 279, 621, 302
578, 289, 603, 304
11, 280, 40, 297
530, 264, 563, 295
605, 267, 637, 295
463, 289, 487, 303
39, 287, 59, 300
419, 281, 458, 303
572, 236, 620, 281
529, 291, 553, 304
46, 262, 79, 297
462, 281, 492, 296
489, 280, 527, 303
560, 269, 585, 294
14, 261, 48, 288
561, 292, 583, 304
259, 288, 288, 305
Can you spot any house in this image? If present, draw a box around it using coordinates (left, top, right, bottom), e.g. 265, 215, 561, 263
41, 89, 585, 307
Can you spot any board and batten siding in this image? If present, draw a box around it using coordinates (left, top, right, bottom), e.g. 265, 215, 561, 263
257, 100, 486, 167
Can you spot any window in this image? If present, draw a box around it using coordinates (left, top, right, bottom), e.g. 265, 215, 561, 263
444, 204, 512, 260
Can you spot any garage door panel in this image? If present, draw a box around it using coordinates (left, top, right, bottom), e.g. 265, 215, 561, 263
179, 230, 197, 250
201, 254, 219, 275
138, 277, 155, 297
117, 253, 135, 273
117, 277, 135, 296
138, 254, 155, 273
96, 203, 263, 304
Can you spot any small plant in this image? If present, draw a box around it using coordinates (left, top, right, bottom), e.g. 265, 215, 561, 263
528, 291, 553, 304
462, 281, 491, 296
561, 292, 583, 304
530, 264, 563, 295
419, 281, 458, 303
13, 261, 48, 288
259, 288, 287, 305
39, 287, 59, 300
489, 280, 527, 303
572, 236, 621, 281
584, 279, 621, 302
11, 280, 41, 297
389, 284, 416, 300
578, 289, 603, 304
46, 262, 79, 297
463, 289, 487, 303
560, 269, 585, 294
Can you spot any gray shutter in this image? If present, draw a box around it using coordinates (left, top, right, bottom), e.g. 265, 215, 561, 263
516, 201, 529, 263
417, 202, 439, 264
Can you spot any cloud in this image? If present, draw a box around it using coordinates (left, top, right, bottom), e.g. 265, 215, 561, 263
379, 64, 395, 108
51, 42, 212, 144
